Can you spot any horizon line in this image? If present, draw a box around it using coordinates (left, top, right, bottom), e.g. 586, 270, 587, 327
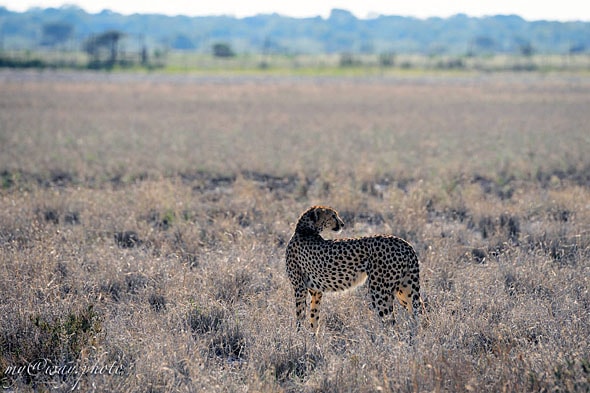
1, 4, 588, 23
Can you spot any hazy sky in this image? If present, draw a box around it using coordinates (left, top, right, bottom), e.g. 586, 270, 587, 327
2, 0, 590, 21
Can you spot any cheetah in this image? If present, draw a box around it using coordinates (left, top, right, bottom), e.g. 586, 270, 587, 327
286, 206, 421, 332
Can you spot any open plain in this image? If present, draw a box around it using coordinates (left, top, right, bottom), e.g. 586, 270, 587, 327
1, 69, 589, 392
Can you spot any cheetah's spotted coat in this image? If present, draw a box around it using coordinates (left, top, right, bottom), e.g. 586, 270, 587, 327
286, 206, 421, 331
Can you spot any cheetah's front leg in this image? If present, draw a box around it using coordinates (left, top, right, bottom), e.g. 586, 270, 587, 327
294, 285, 308, 331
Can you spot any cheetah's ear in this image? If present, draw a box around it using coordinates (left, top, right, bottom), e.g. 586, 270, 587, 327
311, 208, 319, 223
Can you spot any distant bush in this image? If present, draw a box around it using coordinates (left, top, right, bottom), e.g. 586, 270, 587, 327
339, 52, 361, 67
379, 52, 395, 67
400, 60, 413, 69
435, 57, 465, 69
510, 62, 538, 71
0, 54, 47, 69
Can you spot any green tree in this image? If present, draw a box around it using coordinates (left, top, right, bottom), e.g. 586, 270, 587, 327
212, 42, 235, 58
83, 30, 125, 66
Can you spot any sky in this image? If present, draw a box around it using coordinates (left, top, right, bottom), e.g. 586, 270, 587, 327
2, 0, 590, 22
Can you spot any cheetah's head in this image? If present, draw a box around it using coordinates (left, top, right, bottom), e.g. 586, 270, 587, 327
295, 206, 344, 236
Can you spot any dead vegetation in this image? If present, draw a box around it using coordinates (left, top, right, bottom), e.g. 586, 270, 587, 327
0, 71, 589, 392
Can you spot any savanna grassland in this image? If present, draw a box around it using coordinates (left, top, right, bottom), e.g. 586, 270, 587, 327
1, 69, 589, 392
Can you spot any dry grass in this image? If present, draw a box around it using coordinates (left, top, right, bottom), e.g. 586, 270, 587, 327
1, 69, 589, 392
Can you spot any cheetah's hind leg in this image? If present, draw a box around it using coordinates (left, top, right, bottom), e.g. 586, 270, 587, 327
308, 289, 323, 334
394, 275, 422, 342
394, 276, 413, 313
395, 273, 422, 317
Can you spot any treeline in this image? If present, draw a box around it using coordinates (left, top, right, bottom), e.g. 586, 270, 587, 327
1, 6, 589, 57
